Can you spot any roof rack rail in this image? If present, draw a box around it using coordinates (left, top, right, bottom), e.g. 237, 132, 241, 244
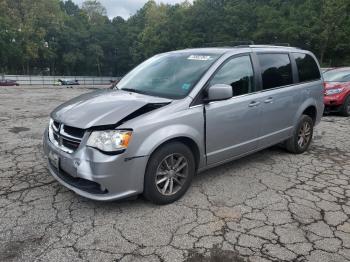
270, 43, 290, 46
201, 40, 254, 48
194, 41, 298, 49
249, 44, 297, 49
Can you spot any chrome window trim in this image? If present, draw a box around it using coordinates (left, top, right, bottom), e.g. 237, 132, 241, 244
205, 90, 263, 106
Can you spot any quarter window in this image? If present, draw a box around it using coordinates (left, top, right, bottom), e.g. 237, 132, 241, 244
258, 53, 293, 90
210, 55, 254, 96
293, 53, 321, 82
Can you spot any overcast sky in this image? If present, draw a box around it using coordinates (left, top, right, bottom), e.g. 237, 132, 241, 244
72, 0, 189, 19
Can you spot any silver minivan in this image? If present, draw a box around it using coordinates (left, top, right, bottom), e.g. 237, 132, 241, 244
43, 45, 324, 204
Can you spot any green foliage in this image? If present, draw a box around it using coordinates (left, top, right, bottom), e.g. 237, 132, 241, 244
82, 0, 107, 23
0, 0, 349, 75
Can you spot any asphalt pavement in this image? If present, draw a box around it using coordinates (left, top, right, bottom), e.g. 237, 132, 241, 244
1, 86, 349, 262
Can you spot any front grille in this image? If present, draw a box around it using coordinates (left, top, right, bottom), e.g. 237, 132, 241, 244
63, 125, 85, 138
49, 121, 85, 153
62, 139, 80, 150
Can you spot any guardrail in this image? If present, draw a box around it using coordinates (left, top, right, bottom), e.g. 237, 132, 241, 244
1, 75, 121, 85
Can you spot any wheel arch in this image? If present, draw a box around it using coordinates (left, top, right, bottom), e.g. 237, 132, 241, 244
133, 123, 206, 173
302, 105, 317, 125
293, 99, 318, 128
148, 136, 202, 172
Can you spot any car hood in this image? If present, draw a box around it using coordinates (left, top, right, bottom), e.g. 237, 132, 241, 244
324, 82, 346, 89
51, 89, 172, 129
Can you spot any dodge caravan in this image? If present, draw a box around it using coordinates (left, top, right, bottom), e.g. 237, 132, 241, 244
43, 45, 324, 204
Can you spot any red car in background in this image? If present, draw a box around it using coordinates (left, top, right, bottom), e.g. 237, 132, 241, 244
0, 79, 19, 86
323, 67, 350, 116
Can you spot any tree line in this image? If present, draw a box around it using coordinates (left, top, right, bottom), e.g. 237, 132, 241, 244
0, 0, 349, 76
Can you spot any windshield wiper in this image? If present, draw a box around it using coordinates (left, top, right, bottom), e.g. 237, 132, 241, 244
122, 88, 148, 95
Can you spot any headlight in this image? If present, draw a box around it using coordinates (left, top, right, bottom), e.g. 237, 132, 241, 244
48, 118, 57, 145
86, 130, 132, 152
325, 88, 344, 96
48, 118, 53, 136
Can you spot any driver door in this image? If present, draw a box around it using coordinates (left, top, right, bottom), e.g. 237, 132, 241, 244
205, 54, 263, 165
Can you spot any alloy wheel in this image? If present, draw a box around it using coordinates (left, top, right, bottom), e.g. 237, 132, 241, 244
297, 122, 312, 148
155, 153, 188, 196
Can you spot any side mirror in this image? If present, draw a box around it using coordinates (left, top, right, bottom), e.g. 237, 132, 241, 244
109, 79, 120, 89
206, 84, 233, 102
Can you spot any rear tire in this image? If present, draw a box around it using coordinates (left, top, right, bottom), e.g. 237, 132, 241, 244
285, 115, 314, 154
340, 96, 350, 117
143, 142, 195, 205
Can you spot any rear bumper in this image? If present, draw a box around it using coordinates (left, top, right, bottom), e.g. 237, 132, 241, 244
43, 128, 149, 201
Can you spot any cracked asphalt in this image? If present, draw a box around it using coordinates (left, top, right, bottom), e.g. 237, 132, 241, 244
1, 86, 350, 262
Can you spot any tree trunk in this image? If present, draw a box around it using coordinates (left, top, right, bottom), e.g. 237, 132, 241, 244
320, 49, 325, 65
97, 59, 101, 76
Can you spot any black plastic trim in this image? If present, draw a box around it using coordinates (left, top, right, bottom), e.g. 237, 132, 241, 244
50, 162, 108, 195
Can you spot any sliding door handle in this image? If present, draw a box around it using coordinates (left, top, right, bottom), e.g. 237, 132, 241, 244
264, 97, 273, 104
248, 101, 260, 107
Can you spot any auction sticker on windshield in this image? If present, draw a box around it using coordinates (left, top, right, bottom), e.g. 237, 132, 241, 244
187, 55, 213, 61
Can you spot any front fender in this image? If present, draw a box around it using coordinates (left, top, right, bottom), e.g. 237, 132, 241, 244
134, 124, 205, 168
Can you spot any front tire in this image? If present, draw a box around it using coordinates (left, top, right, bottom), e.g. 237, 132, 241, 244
285, 115, 314, 154
340, 96, 350, 117
143, 142, 195, 205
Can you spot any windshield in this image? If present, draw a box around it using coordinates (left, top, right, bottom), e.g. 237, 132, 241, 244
323, 69, 350, 82
117, 53, 220, 99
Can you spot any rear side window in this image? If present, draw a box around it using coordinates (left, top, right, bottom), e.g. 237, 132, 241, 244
293, 53, 321, 82
258, 53, 293, 90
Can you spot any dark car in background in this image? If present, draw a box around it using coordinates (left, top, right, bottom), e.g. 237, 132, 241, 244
56, 79, 80, 86
323, 67, 350, 116
0, 79, 19, 86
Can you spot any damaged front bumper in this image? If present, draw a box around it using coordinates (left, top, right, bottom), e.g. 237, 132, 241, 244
43, 128, 149, 201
